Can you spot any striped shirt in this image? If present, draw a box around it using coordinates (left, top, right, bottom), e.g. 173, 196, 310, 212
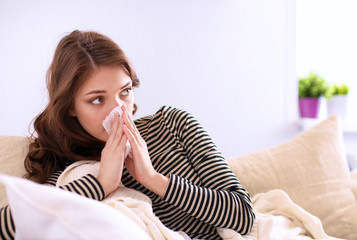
0, 106, 255, 240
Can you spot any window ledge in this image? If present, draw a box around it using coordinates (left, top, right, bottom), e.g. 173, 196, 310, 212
299, 117, 357, 133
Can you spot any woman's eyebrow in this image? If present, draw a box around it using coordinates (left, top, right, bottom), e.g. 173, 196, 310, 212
85, 90, 106, 96
84, 81, 132, 96
121, 81, 132, 89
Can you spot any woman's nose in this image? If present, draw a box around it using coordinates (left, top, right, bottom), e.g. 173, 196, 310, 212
109, 98, 123, 111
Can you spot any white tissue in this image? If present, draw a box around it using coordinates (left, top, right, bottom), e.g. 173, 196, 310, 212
102, 105, 124, 133
102, 105, 132, 158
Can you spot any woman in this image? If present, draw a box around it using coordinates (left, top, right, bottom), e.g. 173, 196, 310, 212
0, 30, 255, 240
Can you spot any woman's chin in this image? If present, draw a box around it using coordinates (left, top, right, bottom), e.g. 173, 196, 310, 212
97, 131, 109, 142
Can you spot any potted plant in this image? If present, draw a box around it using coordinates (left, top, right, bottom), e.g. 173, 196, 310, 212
326, 83, 350, 120
298, 72, 329, 118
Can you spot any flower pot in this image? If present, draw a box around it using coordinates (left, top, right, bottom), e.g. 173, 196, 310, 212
299, 97, 320, 118
327, 95, 348, 120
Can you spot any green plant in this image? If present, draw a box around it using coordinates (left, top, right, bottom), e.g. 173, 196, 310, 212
332, 83, 349, 95
298, 72, 329, 98
325, 83, 350, 100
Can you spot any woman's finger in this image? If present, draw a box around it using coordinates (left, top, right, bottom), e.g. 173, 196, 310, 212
118, 133, 128, 151
121, 105, 138, 131
114, 116, 124, 148
106, 111, 119, 147
122, 124, 138, 147
122, 109, 141, 143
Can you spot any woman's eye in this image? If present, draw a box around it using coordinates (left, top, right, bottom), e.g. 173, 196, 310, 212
121, 87, 132, 96
90, 97, 102, 105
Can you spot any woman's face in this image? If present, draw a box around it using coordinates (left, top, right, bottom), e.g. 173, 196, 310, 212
71, 66, 134, 142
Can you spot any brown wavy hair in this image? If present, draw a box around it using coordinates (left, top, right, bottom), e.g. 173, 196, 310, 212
24, 30, 140, 183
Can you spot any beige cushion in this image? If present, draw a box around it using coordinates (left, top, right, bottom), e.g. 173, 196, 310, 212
227, 114, 357, 239
352, 171, 357, 199
0, 136, 30, 208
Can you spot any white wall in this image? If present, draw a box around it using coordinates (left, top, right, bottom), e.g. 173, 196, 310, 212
0, 0, 298, 158
296, 0, 357, 166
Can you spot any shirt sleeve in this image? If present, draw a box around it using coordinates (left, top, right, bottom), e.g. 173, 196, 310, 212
57, 174, 105, 201
161, 107, 255, 234
0, 171, 105, 240
0, 206, 15, 240
45, 170, 105, 201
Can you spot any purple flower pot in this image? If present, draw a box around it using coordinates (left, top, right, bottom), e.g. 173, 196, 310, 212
299, 98, 320, 118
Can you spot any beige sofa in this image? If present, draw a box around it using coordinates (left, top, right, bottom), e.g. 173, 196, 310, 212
1, 114, 357, 239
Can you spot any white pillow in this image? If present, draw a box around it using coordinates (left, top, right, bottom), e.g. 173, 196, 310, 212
227, 114, 357, 239
0, 174, 151, 240
0, 136, 30, 208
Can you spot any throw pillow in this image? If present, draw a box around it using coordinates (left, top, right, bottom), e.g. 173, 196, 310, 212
227, 114, 357, 239
0, 136, 30, 208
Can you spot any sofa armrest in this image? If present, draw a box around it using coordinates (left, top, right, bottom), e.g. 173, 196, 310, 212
351, 171, 357, 200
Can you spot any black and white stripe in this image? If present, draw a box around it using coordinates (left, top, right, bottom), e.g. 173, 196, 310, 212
57, 174, 105, 201
44, 170, 62, 186
0, 206, 14, 240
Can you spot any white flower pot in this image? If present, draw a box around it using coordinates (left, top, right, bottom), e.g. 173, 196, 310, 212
327, 95, 348, 120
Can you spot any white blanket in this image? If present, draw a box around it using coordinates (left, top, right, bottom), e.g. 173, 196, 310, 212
56, 160, 189, 240
218, 190, 341, 240
57, 161, 341, 240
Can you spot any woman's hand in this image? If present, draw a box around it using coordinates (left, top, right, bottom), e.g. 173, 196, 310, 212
121, 105, 169, 198
97, 112, 127, 197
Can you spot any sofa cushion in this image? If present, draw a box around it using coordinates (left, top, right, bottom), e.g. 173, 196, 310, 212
352, 171, 357, 199
0, 136, 31, 208
227, 114, 357, 239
